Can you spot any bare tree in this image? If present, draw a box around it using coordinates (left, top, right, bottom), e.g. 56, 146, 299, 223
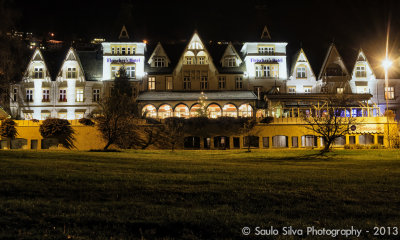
95, 68, 138, 150
160, 117, 185, 151
302, 96, 358, 153
241, 118, 257, 152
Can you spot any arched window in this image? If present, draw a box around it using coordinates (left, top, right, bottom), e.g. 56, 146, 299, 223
190, 104, 201, 117
256, 109, 265, 118
158, 104, 173, 119
174, 104, 189, 118
142, 104, 157, 118
222, 104, 237, 117
207, 104, 222, 118
238, 104, 253, 117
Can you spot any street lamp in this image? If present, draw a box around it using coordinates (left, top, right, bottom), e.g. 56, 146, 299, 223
382, 57, 392, 147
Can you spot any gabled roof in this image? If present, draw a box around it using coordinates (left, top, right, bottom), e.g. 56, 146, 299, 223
351, 48, 375, 78
290, 48, 315, 77
0, 107, 9, 119
173, 30, 218, 73
147, 42, 171, 65
119, 25, 130, 40
55, 47, 86, 81
219, 42, 242, 64
23, 48, 51, 79
261, 25, 271, 40
318, 43, 349, 79
41, 48, 70, 80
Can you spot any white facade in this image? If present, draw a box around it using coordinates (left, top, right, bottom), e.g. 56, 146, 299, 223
287, 49, 317, 93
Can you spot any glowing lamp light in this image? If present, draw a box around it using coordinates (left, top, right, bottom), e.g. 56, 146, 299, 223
382, 58, 392, 70
143, 39, 148, 44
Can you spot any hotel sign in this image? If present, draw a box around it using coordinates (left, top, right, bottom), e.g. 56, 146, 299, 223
106, 58, 141, 63
250, 58, 283, 63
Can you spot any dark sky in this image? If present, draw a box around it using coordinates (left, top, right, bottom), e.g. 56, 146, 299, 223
12, 0, 400, 76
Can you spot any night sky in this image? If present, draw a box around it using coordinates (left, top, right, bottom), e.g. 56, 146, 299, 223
13, 0, 400, 76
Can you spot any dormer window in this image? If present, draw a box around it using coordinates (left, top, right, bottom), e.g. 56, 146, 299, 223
154, 57, 165, 67
33, 67, 43, 79
296, 67, 306, 78
225, 57, 236, 67
66, 68, 77, 79
355, 66, 366, 78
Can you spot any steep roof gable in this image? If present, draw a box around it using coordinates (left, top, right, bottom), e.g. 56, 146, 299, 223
23, 48, 51, 79
147, 42, 171, 65
261, 25, 271, 40
119, 25, 130, 40
220, 42, 242, 65
318, 43, 349, 79
56, 47, 85, 81
290, 48, 315, 77
174, 30, 217, 72
351, 48, 375, 77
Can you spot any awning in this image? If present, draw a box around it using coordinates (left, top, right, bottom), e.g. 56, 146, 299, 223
137, 91, 257, 101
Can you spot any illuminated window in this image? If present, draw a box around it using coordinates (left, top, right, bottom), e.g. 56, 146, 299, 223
226, 57, 236, 67
42, 89, 50, 102
58, 112, 67, 119
198, 57, 205, 64
218, 76, 226, 89
75, 112, 84, 119
59, 89, 67, 102
93, 89, 100, 102
148, 77, 156, 91
288, 86, 296, 94
258, 47, 274, 55
34, 67, 43, 79
154, 57, 165, 67
111, 66, 118, 78
126, 66, 135, 78
76, 88, 84, 102
356, 66, 366, 78
13, 88, 18, 102
256, 64, 278, 78
166, 76, 173, 90
296, 67, 306, 78
24, 112, 33, 120
142, 104, 157, 118
337, 88, 344, 94
66, 68, 77, 79
239, 104, 253, 117
121, 47, 126, 55
222, 104, 238, 117
356, 86, 368, 94
131, 47, 136, 54
262, 65, 270, 77
385, 87, 394, 100
255, 65, 262, 78
26, 89, 33, 102
304, 87, 312, 94
112, 48, 115, 55
235, 76, 243, 90
185, 57, 194, 65
41, 112, 50, 120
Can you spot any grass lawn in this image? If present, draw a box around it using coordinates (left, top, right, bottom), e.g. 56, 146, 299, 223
0, 149, 400, 239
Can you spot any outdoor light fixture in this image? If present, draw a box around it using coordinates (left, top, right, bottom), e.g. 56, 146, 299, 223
382, 58, 392, 70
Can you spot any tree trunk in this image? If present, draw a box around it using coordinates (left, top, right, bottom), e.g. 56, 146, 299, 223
104, 140, 112, 150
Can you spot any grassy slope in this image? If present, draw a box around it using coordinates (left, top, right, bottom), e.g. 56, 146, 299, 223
0, 150, 400, 239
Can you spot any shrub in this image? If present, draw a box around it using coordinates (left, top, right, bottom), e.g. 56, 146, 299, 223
344, 144, 351, 149
0, 119, 18, 139
79, 118, 95, 126
260, 117, 274, 124
39, 118, 75, 149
